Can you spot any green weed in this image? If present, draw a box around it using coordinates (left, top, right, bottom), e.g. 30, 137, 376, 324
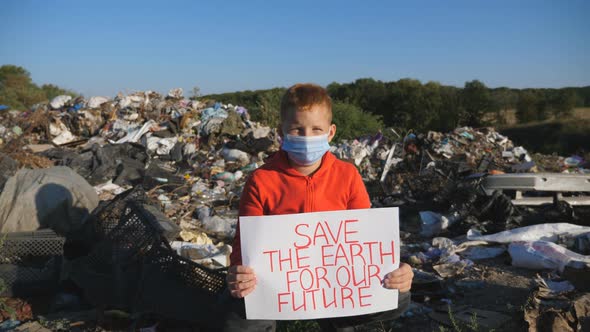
437, 305, 496, 332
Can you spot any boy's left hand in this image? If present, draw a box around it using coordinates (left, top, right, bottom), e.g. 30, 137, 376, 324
383, 263, 413, 292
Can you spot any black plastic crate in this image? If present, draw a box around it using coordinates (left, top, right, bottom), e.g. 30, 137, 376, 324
71, 200, 227, 322
0, 229, 65, 297
135, 244, 226, 324
70, 201, 162, 309
89, 186, 148, 239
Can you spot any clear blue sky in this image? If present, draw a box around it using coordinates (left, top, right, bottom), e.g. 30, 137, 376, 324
1, 0, 588, 97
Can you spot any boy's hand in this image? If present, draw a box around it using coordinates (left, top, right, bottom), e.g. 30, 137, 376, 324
383, 263, 413, 292
227, 265, 257, 298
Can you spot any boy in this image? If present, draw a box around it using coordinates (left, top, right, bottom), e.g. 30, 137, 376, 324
223, 83, 413, 331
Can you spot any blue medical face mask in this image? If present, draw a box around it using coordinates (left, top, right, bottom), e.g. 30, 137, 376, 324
282, 134, 330, 166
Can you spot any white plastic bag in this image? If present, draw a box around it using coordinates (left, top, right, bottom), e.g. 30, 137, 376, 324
52, 130, 77, 145
467, 223, 590, 243
420, 211, 460, 237
221, 147, 250, 164
87, 96, 109, 109
113, 120, 157, 144
508, 240, 590, 272
167, 88, 183, 99
50, 95, 72, 109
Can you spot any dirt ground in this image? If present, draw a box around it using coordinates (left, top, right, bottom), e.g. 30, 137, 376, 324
5, 255, 539, 332
393, 255, 538, 332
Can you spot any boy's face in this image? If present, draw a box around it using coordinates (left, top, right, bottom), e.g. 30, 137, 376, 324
280, 104, 336, 141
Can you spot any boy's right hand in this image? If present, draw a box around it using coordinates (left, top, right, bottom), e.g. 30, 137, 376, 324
227, 265, 257, 298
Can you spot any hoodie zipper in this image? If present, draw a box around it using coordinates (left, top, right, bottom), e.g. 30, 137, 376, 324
306, 177, 313, 212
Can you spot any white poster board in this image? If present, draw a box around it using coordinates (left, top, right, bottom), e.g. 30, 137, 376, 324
240, 207, 399, 320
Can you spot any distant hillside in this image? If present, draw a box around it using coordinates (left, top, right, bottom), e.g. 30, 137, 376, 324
204, 81, 589, 155
498, 108, 590, 155
0, 65, 77, 110
203, 78, 590, 134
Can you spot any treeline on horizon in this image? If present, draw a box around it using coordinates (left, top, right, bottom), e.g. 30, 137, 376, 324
203, 78, 590, 139
1, 64, 589, 144
0, 65, 77, 110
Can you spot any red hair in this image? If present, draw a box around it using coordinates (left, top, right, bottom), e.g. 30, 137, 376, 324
280, 83, 332, 121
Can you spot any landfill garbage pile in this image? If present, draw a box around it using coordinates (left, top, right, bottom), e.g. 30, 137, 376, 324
1, 90, 589, 331
1, 89, 279, 244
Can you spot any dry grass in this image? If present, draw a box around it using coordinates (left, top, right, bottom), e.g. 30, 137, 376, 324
573, 107, 590, 120
499, 118, 590, 155
491, 107, 590, 127
10, 151, 54, 169
485, 108, 590, 155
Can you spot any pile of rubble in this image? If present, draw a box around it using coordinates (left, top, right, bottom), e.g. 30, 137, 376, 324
0, 90, 589, 331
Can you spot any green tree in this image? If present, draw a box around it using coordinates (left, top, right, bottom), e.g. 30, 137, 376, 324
381, 78, 426, 129
399, 78, 428, 129
422, 81, 444, 128
461, 80, 496, 127
0, 65, 76, 109
40, 84, 76, 101
251, 88, 284, 129
550, 90, 576, 118
535, 97, 550, 121
0, 65, 42, 109
350, 78, 387, 115
327, 81, 352, 104
0, 65, 31, 81
331, 102, 383, 141
490, 87, 518, 125
204, 78, 590, 134
435, 86, 462, 131
516, 91, 539, 123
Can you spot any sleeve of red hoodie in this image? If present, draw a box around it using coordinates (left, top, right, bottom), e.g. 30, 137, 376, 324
347, 166, 371, 209
230, 174, 262, 266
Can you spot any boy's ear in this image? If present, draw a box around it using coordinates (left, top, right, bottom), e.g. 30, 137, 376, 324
277, 126, 284, 139
328, 124, 337, 142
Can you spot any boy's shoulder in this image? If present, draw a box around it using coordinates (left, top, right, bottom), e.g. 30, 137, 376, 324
244, 151, 285, 181
327, 153, 360, 172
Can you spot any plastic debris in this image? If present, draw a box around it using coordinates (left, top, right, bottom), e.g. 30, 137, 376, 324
419, 211, 460, 237
49, 95, 72, 109
508, 241, 590, 272
467, 223, 590, 244
87, 96, 109, 109
1, 88, 589, 330
524, 276, 590, 332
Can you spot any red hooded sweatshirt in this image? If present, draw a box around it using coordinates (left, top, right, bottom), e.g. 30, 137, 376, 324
230, 150, 371, 266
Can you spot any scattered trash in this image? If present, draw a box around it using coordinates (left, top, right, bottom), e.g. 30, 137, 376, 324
467, 223, 590, 244
0, 167, 99, 234
86, 96, 109, 109
419, 211, 460, 237
0, 320, 21, 331
524, 276, 590, 332
49, 95, 72, 109
508, 241, 590, 272
534, 275, 575, 295
0, 298, 32, 322
458, 245, 506, 261
170, 241, 231, 268
1, 91, 589, 330
12, 321, 52, 332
